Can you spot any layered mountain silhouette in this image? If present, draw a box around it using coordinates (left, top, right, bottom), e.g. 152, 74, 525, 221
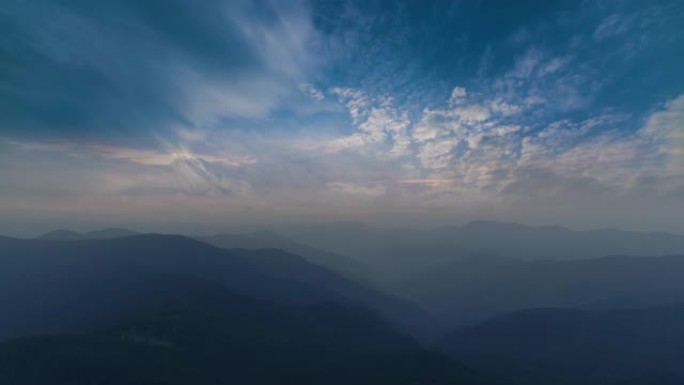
36, 228, 372, 282
37, 228, 139, 240
7, 221, 684, 384
440, 304, 684, 385
0, 234, 429, 340
277, 221, 684, 279
0, 268, 483, 384
0, 234, 491, 384
198, 230, 371, 281
394, 253, 684, 326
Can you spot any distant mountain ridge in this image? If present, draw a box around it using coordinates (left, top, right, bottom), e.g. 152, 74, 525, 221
198, 230, 371, 281
276, 220, 684, 279
35, 228, 372, 282
394, 253, 684, 326
37, 228, 139, 240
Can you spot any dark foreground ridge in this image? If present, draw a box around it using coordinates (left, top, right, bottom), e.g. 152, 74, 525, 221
0, 273, 487, 384
441, 305, 684, 384
0, 234, 491, 384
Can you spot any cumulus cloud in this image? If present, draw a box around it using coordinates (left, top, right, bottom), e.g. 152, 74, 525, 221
319, 78, 684, 210
417, 137, 459, 169
299, 83, 325, 101
448, 87, 467, 105
324, 89, 411, 157
640, 95, 684, 175
330, 87, 372, 124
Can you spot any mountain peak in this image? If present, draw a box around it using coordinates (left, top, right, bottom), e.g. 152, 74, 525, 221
36, 229, 83, 241
36, 228, 138, 241
462, 220, 526, 230
85, 228, 138, 239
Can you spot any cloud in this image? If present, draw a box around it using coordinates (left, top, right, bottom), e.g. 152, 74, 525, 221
0, 0, 315, 141
395, 179, 456, 188
639, 95, 684, 176
327, 182, 385, 197
298, 83, 325, 101
323, 88, 411, 157
515, 96, 684, 196
448, 87, 467, 105
7, 140, 256, 168
330, 87, 371, 124
170, 156, 253, 197
6, 47, 681, 219
1, 0, 682, 232
593, 14, 634, 41
417, 137, 459, 170
320, 78, 683, 207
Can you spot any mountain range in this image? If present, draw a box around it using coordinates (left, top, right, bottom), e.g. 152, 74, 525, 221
0, 234, 489, 384
276, 221, 684, 280
37, 228, 139, 240
0, 263, 477, 384
4, 222, 684, 384
0, 234, 428, 340
394, 253, 684, 326
198, 230, 371, 281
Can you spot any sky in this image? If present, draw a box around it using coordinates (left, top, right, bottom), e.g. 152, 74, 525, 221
1, 0, 683, 235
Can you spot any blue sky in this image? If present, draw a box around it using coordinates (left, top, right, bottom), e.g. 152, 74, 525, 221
1, 0, 683, 234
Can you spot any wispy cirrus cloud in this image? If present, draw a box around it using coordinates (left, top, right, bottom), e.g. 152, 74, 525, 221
7, 140, 256, 168
0, 0, 316, 141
